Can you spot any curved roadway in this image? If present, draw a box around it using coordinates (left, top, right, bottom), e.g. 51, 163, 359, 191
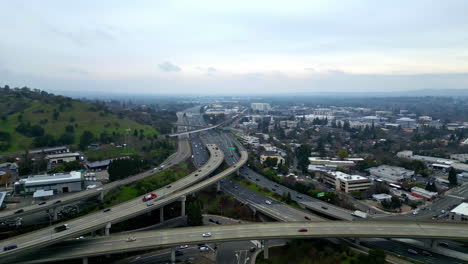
0, 144, 223, 260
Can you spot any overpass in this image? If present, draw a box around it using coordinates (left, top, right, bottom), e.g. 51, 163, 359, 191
6, 221, 468, 263
168, 124, 221, 137
0, 143, 231, 259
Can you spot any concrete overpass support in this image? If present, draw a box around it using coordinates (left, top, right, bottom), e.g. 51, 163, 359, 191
160, 207, 164, 223
180, 196, 186, 216
99, 191, 104, 201
105, 222, 112, 236
354, 237, 361, 244
263, 240, 269, 259
216, 181, 221, 192
424, 239, 437, 249
171, 247, 176, 264
53, 208, 59, 221
82, 257, 88, 264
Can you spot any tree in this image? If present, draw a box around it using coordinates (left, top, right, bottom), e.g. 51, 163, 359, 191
425, 182, 437, 193
263, 157, 278, 168
58, 133, 74, 145
367, 248, 386, 264
448, 167, 458, 186
79, 130, 94, 150
337, 149, 349, 160
187, 201, 203, 226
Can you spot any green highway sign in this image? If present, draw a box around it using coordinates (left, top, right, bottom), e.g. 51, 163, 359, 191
317, 192, 325, 197
228, 147, 236, 150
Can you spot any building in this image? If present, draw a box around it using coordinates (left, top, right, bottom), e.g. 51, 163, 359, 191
0, 192, 6, 210
260, 151, 285, 166
46, 152, 81, 170
451, 154, 468, 163
251, 103, 271, 112
279, 120, 298, 128
322, 171, 371, 193
308, 157, 355, 168
86, 160, 111, 171
410, 187, 437, 201
14, 171, 82, 195
368, 165, 414, 183
396, 117, 417, 129
29, 146, 69, 156
240, 135, 260, 146
449, 202, 468, 222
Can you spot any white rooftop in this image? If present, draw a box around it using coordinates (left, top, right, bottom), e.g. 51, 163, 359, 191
46, 152, 80, 159
329, 171, 368, 181
33, 190, 54, 198
451, 202, 468, 216
20, 171, 82, 186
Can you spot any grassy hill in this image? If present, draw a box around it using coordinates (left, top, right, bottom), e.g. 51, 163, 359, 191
0, 87, 158, 153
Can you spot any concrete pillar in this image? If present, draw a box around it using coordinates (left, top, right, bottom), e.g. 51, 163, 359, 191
160, 207, 164, 223
216, 181, 221, 192
180, 196, 186, 216
171, 247, 176, 264
99, 191, 104, 201
354, 237, 360, 244
263, 240, 269, 259
82, 257, 88, 264
91, 231, 96, 237
53, 208, 59, 221
105, 222, 112, 236
424, 239, 437, 249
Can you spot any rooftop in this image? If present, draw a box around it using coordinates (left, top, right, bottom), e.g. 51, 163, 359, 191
46, 152, 80, 159
451, 202, 468, 216
19, 171, 82, 187
329, 171, 369, 181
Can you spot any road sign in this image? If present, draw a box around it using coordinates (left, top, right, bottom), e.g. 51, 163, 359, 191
229, 147, 236, 150
317, 192, 325, 197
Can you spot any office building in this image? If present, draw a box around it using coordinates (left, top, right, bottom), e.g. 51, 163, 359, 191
14, 171, 83, 195
449, 203, 468, 222
368, 165, 414, 183
322, 171, 371, 193
251, 103, 271, 112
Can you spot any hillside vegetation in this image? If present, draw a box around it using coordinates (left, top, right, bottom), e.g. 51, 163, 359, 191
0, 86, 158, 153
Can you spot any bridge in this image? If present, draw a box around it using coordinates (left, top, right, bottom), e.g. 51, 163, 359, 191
0, 144, 248, 261
5, 221, 467, 263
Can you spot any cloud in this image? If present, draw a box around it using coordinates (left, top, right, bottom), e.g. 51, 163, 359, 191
66, 67, 89, 75
158, 61, 181, 72
196, 66, 218, 75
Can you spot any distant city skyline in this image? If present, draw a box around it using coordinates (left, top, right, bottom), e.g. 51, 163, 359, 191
1, 0, 468, 94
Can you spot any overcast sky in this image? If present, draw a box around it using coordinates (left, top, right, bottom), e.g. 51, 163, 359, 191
1, 0, 468, 95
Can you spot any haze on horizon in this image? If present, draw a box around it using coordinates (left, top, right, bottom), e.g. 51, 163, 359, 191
1, 0, 468, 95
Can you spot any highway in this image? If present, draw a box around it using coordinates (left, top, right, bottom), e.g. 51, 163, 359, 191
0, 144, 225, 260
0, 115, 192, 222
7, 221, 468, 264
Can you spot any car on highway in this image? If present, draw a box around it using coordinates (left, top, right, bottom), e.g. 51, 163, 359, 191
166, 185, 172, 188
142, 193, 157, 202
265, 200, 272, 205
407, 249, 418, 255
126, 237, 136, 242
249, 247, 256, 252
304, 216, 311, 220
175, 249, 184, 256
96, 188, 103, 191
422, 251, 432, 256
202, 232, 212, 237
14, 209, 24, 214
147, 202, 154, 207
272, 188, 276, 191
208, 218, 215, 223
438, 242, 449, 247
3, 245, 17, 251
54, 224, 69, 232
199, 246, 209, 252
274, 184, 279, 187
195, 174, 199, 177
103, 208, 111, 212
75, 236, 85, 240
180, 245, 189, 249
297, 195, 303, 199
54, 200, 62, 204
297, 228, 308, 232
255, 178, 260, 181
321, 206, 328, 210
38, 201, 47, 205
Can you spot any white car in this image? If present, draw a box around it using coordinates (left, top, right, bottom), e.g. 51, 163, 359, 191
265, 200, 272, 205
75, 236, 85, 240
199, 246, 209, 252
180, 245, 189, 249
202, 232, 212, 237
126, 237, 136, 242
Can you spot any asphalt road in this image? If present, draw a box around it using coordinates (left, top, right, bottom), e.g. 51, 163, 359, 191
0, 144, 224, 261
7, 221, 467, 264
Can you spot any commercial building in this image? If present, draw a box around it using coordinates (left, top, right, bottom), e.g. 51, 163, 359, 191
0, 192, 6, 209
308, 157, 355, 168
46, 152, 81, 170
372, 193, 392, 202
449, 202, 468, 222
240, 135, 260, 146
14, 171, 82, 195
410, 187, 437, 201
368, 165, 414, 183
251, 103, 271, 112
396, 117, 417, 129
29, 146, 69, 156
322, 171, 371, 193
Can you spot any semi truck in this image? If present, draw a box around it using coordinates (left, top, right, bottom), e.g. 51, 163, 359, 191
142, 193, 157, 202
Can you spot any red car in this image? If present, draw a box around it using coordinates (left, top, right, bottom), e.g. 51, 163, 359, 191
142, 193, 157, 202
297, 228, 308, 232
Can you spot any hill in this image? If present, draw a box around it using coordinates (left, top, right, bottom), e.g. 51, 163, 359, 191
0, 86, 159, 153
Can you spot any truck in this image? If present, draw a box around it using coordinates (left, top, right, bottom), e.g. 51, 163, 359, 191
351, 210, 368, 219
142, 193, 157, 202
54, 224, 69, 232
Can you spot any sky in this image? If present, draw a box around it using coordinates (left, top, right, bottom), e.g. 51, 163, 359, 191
1, 0, 468, 95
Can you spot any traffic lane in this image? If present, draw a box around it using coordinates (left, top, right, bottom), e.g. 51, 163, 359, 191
361, 238, 464, 264
129, 246, 200, 264
0, 145, 223, 256
7, 221, 468, 264
217, 240, 256, 264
